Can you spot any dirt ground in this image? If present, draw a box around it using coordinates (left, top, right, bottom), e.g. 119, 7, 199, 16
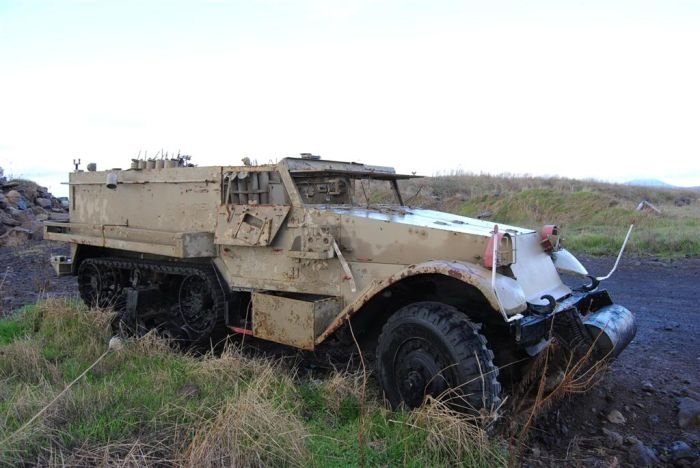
526, 256, 700, 467
0, 241, 74, 315
0, 241, 698, 466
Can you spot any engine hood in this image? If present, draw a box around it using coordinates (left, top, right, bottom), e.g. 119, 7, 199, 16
314, 205, 570, 305
324, 206, 535, 238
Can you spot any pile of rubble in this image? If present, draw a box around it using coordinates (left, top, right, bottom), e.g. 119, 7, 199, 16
0, 167, 69, 247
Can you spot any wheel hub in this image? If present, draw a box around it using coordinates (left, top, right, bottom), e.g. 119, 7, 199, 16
395, 342, 448, 407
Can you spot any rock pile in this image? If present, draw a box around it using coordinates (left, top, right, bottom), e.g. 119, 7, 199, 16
0, 169, 69, 247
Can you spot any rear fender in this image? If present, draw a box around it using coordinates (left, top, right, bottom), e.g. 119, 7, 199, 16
314, 260, 527, 344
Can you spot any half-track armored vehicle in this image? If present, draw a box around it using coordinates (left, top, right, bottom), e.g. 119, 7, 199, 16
45, 155, 636, 411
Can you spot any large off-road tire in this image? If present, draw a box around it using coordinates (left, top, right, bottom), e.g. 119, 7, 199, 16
376, 302, 501, 412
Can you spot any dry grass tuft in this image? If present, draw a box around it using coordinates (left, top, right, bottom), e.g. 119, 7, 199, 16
507, 338, 611, 463
40, 440, 175, 467
2, 381, 54, 425
35, 298, 113, 355
127, 329, 178, 356
36, 298, 113, 330
321, 369, 368, 413
0, 339, 58, 384
0, 381, 56, 462
195, 341, 279, 387
402, 397, 507, 466
181, 344, 306, 467
182, 386, 309, 467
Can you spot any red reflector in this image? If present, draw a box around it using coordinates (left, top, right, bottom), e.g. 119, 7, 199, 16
484, 232, 505, 269
540, 224, 559, 252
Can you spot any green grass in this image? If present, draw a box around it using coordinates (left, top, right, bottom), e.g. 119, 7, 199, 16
453, 189, 700, 257
0, 302, 49, 345
0, 300, 508, 467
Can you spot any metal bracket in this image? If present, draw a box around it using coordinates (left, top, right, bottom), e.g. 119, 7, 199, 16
333, 240, 356, 293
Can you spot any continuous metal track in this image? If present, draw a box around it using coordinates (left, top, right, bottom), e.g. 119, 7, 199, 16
77, 257, 227, 343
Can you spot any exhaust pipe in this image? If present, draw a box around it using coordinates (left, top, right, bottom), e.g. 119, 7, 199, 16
583, 304, 637, 358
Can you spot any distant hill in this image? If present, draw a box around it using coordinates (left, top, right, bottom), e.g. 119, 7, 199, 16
625, 178, 675, 188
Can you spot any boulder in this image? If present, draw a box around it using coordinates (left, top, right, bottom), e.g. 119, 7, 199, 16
675, 196, 692, 207
5, 190, 21, 207
0, 227, 32, 247
22, 220, 44, 241
0, 192, 7, 209
607, 409, 627, 425
31, 205, 47, 216
0, 211, 20, 227
669, 441, 694, 462
7, 207, 31, 224
678, 398, 700, 429
35, 197, 52, 209
628, 441, 658, 466
602, 428, 624, 448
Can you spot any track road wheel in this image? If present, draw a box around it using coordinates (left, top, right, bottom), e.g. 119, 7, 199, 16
376, 302, 501, 413
77, 260, 124, 309
178, 273, 217, 342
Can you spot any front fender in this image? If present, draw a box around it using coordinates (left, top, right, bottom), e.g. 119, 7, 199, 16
315, 260, 528, 344
552, 249, 589, 276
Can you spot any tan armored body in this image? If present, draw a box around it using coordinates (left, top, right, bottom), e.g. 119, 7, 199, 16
46, 155, 636, 411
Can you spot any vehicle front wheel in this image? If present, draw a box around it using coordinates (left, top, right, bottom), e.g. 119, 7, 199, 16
376, 302, 501, 413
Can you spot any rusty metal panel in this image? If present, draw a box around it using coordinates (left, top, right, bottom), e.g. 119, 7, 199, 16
286, 224, 337, 259
44, 222, 215, 258
285, 157, 416, 179
215, 205, 290, 246
181, 232, 216, 257
252, 292, 341, 350
69, 166, 221, 233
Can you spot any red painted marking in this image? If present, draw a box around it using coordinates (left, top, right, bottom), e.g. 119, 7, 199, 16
229, 326, 253, 336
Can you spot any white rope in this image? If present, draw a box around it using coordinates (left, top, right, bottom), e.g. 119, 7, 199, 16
596, 224, 635, 281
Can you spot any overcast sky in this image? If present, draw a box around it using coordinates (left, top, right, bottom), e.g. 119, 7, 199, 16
1, 0, 699, 196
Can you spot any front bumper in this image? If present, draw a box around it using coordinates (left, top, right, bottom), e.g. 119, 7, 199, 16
514, 290, 637, 359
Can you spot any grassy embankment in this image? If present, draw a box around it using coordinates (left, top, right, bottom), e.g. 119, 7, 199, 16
0, 299, 507, 467
396, 174, 700, 257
